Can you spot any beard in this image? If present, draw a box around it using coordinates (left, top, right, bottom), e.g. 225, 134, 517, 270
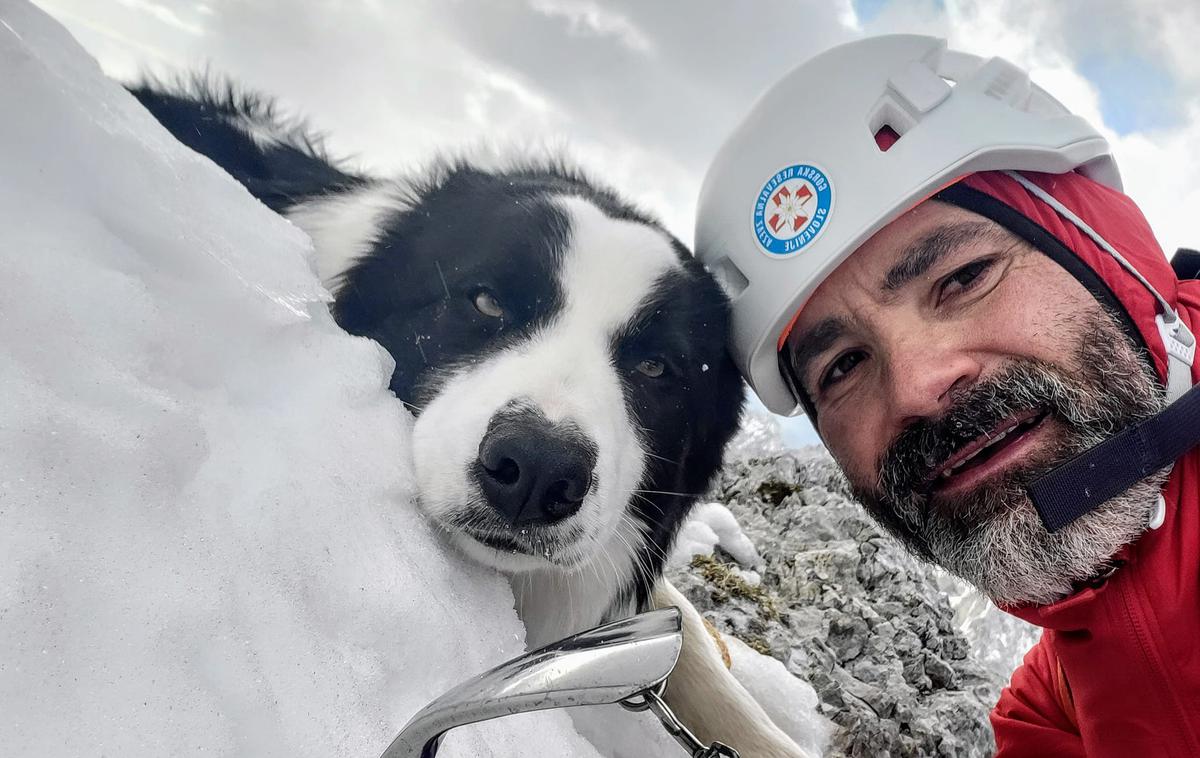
848, 305, 1167, 607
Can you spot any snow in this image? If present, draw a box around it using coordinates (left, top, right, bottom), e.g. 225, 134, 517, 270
0, 3, 606, 756
670, 502, 762, 569
725, 636, 833, 757
727, 403, 791, 460
571, 706, 695, 758
938, 573, 1042, 684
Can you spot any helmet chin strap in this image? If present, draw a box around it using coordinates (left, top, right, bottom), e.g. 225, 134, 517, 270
1002, 171, 1199, 532
1027, 383, 1200, 532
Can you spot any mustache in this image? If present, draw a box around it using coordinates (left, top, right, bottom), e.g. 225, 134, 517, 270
877, 359, 1106, 524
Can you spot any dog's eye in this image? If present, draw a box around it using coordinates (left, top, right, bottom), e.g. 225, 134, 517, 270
636, 359, 665, 378
472, 288, 504, 318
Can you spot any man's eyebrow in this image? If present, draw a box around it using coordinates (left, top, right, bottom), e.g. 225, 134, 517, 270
882, 221, 995, 292
785, 315, 849, 391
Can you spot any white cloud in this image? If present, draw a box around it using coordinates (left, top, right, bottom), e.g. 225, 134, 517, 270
463, 67, 563, 131
1111, 106, 1200, 255
27, 0, 1200, 446
944, 0, 1200, 255
1155, 3, 1200, 88
31, 0, 860, 246
528, 0, 654, 54
112, 0, 201, 35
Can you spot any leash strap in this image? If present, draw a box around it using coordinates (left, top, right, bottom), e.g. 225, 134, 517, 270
1029, 383, 1200, 532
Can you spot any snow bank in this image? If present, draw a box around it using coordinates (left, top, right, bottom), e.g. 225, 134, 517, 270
724, 636, 832, 757
0, 3, 604, 756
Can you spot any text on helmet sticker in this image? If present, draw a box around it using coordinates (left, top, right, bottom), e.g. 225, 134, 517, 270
752, 163, 833, 257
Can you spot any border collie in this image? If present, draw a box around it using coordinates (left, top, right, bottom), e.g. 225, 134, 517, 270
128, 79, 744, 645
128, 81, 818, 757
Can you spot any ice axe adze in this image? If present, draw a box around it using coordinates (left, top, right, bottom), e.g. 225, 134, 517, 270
378, 607, 740, 758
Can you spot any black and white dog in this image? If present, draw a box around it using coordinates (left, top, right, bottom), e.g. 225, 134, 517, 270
129, 81, 823, 757
128, 80, 745, 648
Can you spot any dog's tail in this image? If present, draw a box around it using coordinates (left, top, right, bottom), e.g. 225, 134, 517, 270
126, 76, 367, 211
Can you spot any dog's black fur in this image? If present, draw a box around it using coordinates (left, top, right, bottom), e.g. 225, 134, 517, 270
129, 78, 745, 628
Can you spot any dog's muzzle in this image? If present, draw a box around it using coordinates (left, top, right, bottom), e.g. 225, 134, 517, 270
472, 406, 598, 527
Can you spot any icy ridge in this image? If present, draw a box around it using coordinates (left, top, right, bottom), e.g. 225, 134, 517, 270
0, 3, 604, 756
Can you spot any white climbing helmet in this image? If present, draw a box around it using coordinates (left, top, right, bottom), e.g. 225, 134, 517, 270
695, 34, 1121, 415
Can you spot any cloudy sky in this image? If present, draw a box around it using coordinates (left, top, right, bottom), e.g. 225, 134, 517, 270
31, 0, 1200, 446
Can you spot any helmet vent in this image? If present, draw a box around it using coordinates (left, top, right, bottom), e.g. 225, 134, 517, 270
874, 125, 902, 152
707, 255, 750, 299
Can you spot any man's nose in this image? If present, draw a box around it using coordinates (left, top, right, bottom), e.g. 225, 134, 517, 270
884, 333, 980, 427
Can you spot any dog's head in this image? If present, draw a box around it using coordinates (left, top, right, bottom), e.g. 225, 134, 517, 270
307, 159, 744, 596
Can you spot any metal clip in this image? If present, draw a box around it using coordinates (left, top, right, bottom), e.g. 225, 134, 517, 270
620, 683, 741, 758
381, 609, 686, 758
1157, 311, 1196, 403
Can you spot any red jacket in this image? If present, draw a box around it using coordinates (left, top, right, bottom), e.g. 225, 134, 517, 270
953, 171, 1200, 756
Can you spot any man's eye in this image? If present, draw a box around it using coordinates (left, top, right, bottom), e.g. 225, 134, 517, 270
819, 350, 865, 390
938, 258, 995, 303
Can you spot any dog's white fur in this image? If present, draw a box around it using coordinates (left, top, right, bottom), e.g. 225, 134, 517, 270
285, 181, 409, 288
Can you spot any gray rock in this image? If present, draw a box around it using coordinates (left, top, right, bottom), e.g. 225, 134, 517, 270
669, 451, 1006, 758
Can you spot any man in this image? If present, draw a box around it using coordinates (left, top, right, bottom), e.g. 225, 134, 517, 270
695, 35, 1200, 755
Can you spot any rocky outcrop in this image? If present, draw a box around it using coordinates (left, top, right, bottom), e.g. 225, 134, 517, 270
670, 450, 1037, 757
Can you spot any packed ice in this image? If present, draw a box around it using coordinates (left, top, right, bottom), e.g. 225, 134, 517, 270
0, 4, 607, 756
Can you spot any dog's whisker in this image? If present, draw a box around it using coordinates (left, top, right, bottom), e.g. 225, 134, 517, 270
642, 450, 681, 467
611, 517, 650, 591
597, 541, 621, 594
629, 532, 668, 565
631, 492, 670, 517
398, 398, 426, 413
634, 488, 701, 498
618, 514, 663, 579
433, 259, 452, 300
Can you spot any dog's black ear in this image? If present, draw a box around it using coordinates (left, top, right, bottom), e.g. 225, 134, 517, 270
330, 280, 385, 336
127, 78, 364, 214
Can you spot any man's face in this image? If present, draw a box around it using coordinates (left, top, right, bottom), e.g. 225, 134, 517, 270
785, 200, 1165, 606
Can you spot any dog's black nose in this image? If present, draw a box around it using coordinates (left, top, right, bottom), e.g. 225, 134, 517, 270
475, 411, 596, 527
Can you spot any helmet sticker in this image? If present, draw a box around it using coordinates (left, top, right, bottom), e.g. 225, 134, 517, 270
752, 164, 833, 257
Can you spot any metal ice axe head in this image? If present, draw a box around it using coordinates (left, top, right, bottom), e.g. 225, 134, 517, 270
379, 607, 736, 758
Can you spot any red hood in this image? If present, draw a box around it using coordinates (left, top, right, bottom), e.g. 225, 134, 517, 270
958, 170, 1189, 385
949, 170, 1200, 630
